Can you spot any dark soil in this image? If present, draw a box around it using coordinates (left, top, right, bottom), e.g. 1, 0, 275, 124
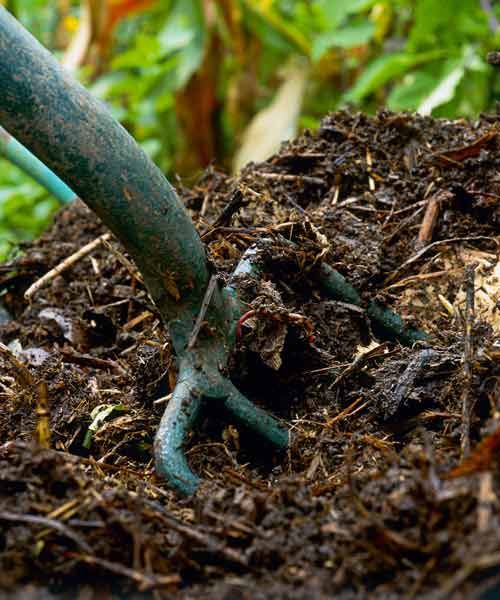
0, 110, 499, 600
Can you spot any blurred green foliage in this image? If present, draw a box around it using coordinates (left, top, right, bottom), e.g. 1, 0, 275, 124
0, 0, 499, 260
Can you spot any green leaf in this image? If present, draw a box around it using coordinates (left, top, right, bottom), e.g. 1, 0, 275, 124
434, 67, 490, 118
83, 403, 127, 449
242, 0, 311, 55
345, 50, 443, 103
313, 0, 377, 29
387, 71, 438, 111
312, 0, 352, 28
158, 0, 206, 87
417, 47, 482, 115
417, 59, 465, 115
112, 34, 162, 70
312, 21, 375, 62
409, 0, 487, 51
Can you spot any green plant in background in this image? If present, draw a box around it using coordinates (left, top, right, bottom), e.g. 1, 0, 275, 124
0, 164, 57, 260
348, 0, 497, 116
0, 0, 498, 260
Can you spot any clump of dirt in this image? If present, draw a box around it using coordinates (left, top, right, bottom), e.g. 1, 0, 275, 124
0, 110, 499, 599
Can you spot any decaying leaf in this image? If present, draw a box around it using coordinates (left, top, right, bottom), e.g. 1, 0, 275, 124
444, 427, 500, 479
250, 318, 288, 371
245, 280, 288, 371
431, 128, 498, 167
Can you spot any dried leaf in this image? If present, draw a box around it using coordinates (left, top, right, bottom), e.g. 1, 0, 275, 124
432, 129, 498, 167
444, 427, 500, 479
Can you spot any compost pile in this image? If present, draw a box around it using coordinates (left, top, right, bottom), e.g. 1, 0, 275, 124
0, 110, 499, 600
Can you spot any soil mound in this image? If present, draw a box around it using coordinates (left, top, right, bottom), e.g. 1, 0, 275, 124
0, 110, 499, 599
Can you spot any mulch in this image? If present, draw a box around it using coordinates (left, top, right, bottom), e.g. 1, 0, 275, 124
0, 109, 499, 599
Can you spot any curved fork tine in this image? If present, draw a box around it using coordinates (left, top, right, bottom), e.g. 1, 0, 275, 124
154, 378, 202, 496
224, 383, 289, 449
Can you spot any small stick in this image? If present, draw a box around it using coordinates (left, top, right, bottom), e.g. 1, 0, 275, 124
200, 192, 210, 218
60, 350, 126, 375
123, 310, 153, 331
366, 147, 375, 192
328, 343, 390, 391
102, 237, 143, 283
416, 190, 451, 249
325, 396, 368, 428
260, 172, 325, 186
144, 498, 248, 567
186, 274, 218, 351
35, 381, 51, 449
385, 235, 497, 284
68, 553, 180, 590
24, 232, 111, 299
211, 187, 245, 228
0, 510, 92, 553
383, 267, 463, 291
434, 551, 500, 600
461, 263, 477, 457
477, 471, 495, 532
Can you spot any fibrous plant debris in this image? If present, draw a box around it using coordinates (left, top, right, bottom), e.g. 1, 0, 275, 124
0, 109, 499, 599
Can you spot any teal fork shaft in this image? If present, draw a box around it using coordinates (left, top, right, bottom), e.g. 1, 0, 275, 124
0, 125, 76, 204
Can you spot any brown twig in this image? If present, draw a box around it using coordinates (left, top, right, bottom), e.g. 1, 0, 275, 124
24, 232, 111, 299
187, 274, 218, 351
35, 380, 51, 449
383, 267, 464, 291
123, 310, 153, 331
460, 263, 477, 458
416, 190, 451, 249
201, 225, 258, 242
328, 343, 390, 391
325, 396, 368, 428
385, 236, 497, 284
434, 551, 500, 599
477, 471, 496, 533
0, 510, 92, 553
211, 187, 246, 228
260, 172, 325, 186
143, 499, 249, 568
60, 350, 126, 375
102, 237, 143, 283
68, 553, 180, 591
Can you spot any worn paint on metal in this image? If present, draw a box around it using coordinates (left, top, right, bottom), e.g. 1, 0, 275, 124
319, 262, 427, 344
0, 7, 289, 496
0, 7, 209, 348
